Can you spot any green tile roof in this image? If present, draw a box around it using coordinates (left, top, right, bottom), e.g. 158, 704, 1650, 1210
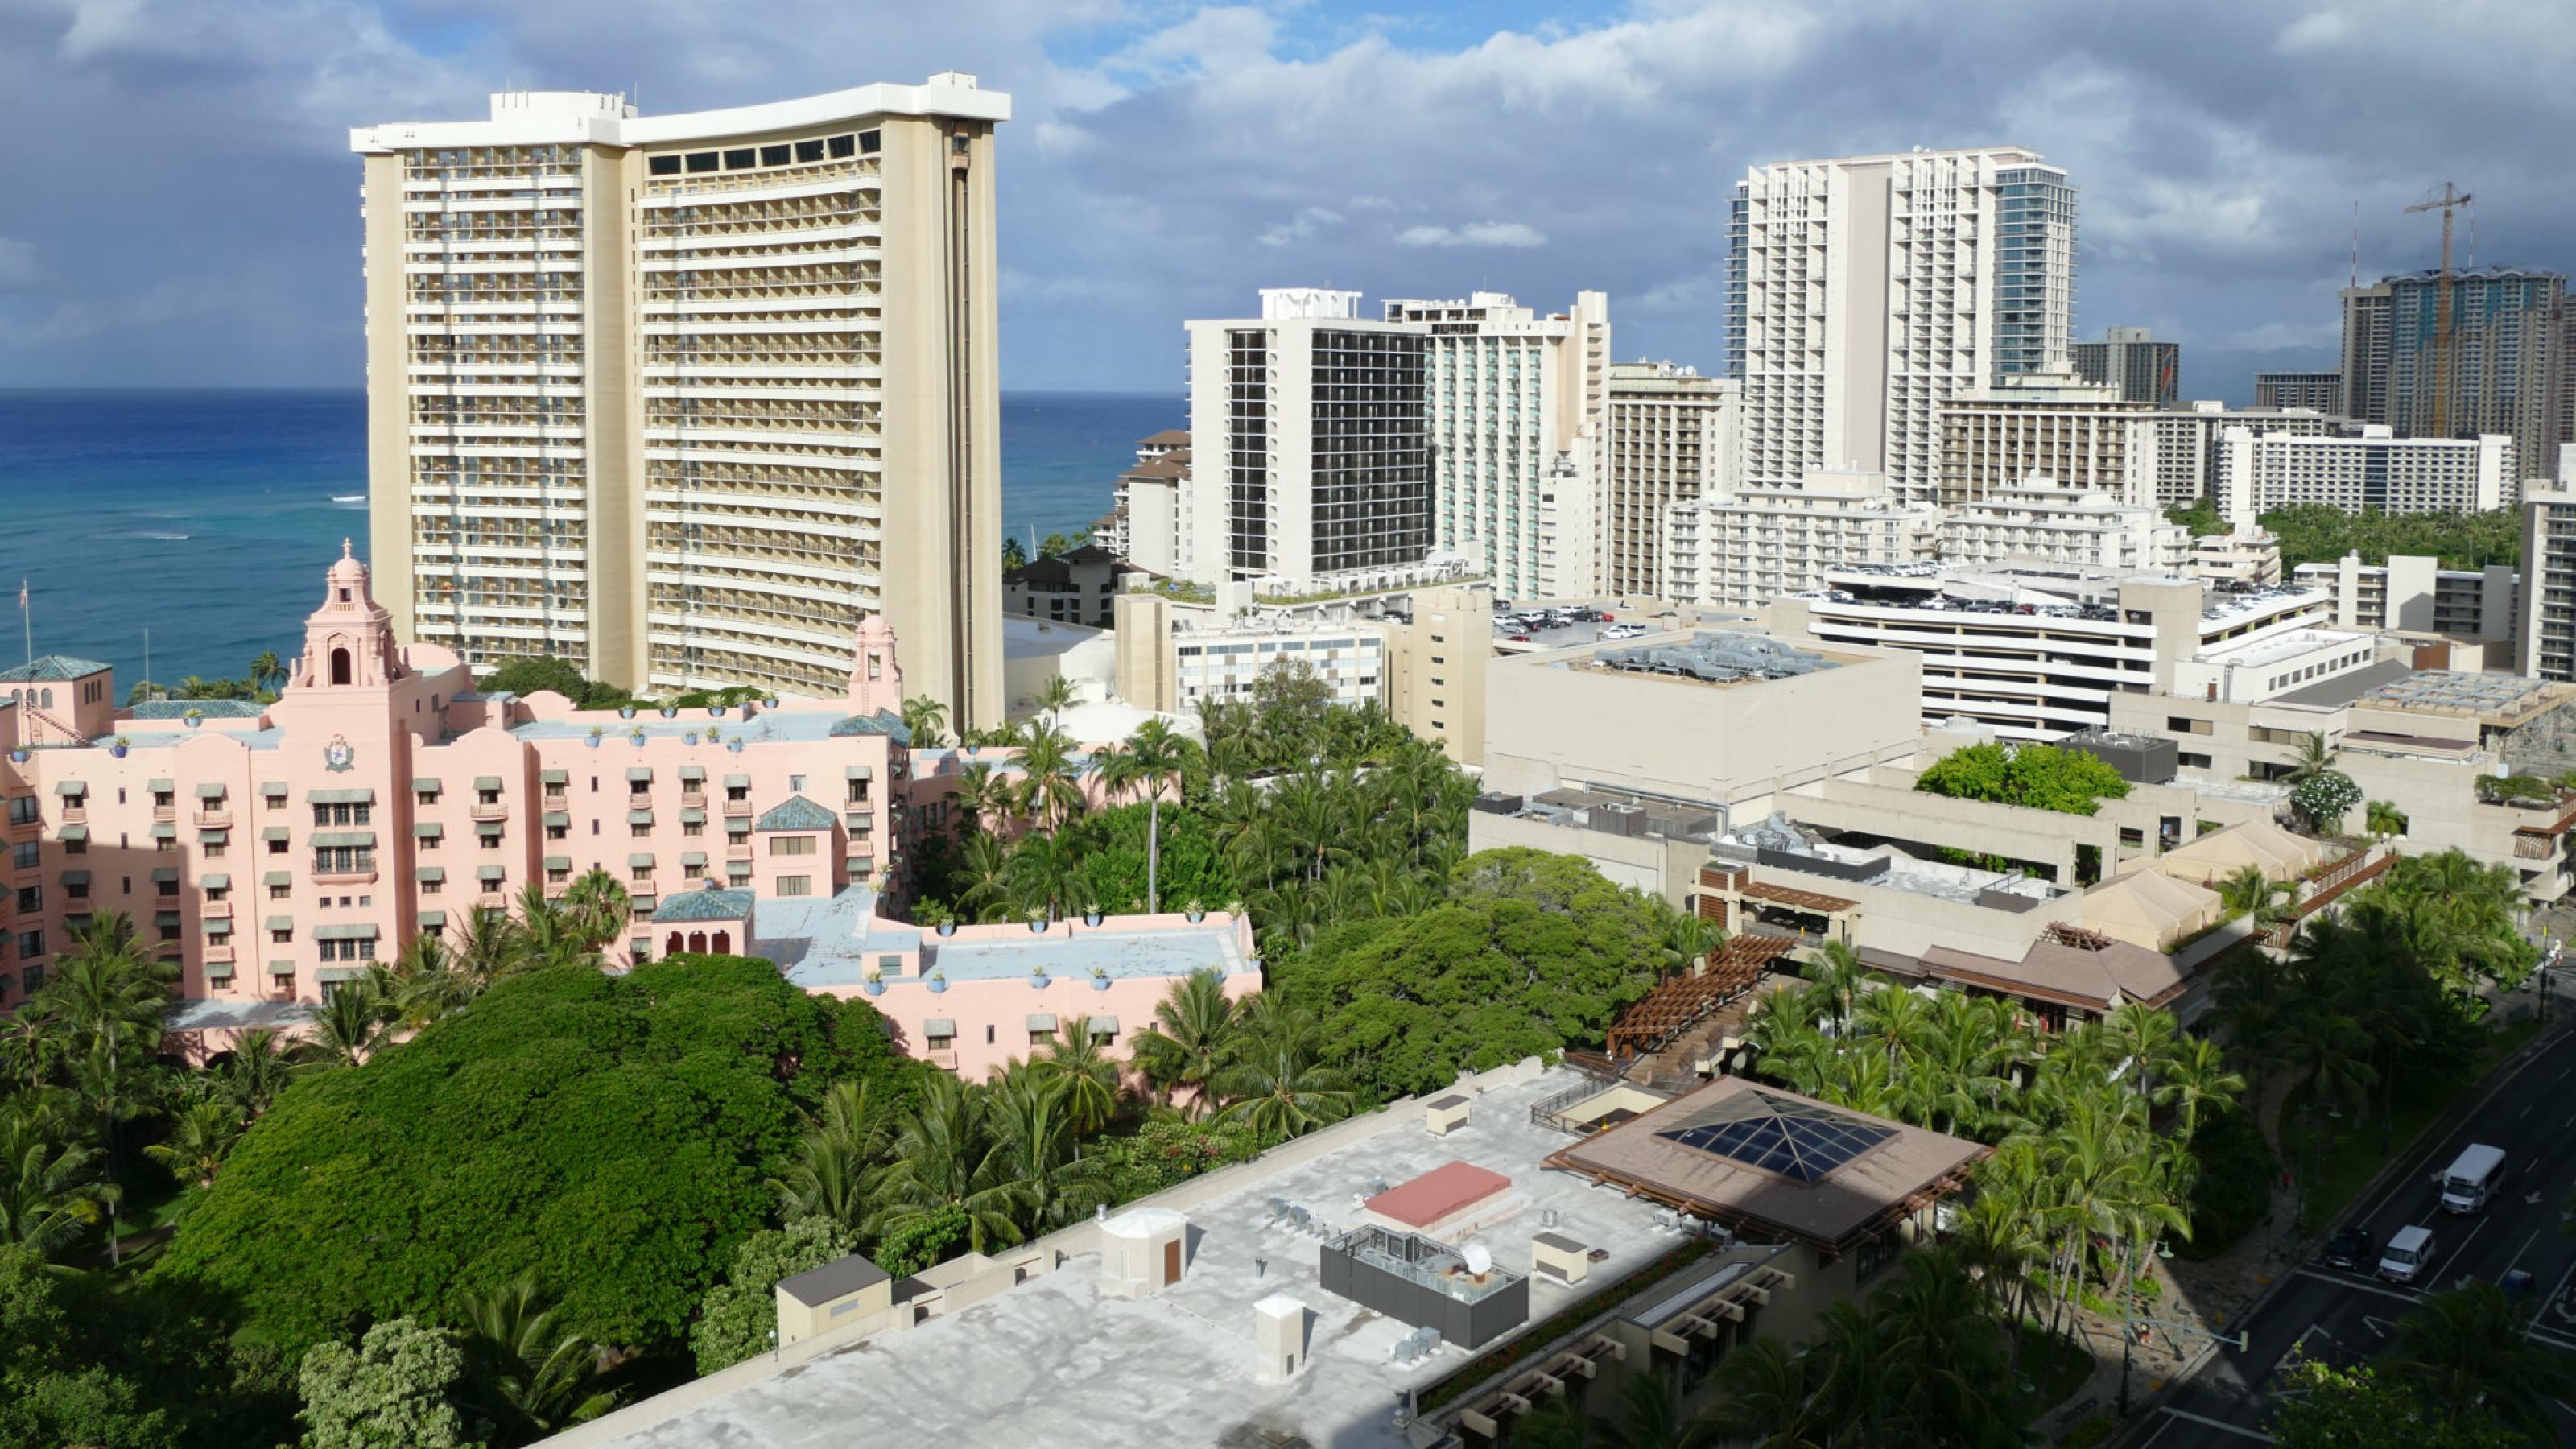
130, 699, 266, 719
0, 654, 110, 683
653, 886, 755, 923
753, 795, 836, 832
827, 709, 911, 744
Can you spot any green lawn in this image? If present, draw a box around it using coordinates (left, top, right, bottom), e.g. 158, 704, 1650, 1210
2281, 1015, 2545, 1233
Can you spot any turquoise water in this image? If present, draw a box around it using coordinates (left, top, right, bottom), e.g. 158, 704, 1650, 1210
0, 389, 1179, 689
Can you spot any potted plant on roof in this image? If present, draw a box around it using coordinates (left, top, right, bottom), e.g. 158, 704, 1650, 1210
184, 708, 204, 729
1029, 960, 1051, 989
1026, 907, 1049, 937
923, 902, 957, 937
109, 735, 130, 759
709, 704, 728, 718
1183, 898, 1205, 923
628, 724, 646, 746
1082, 902, 1104, 927
1089, 964, 1110, 992
762, 695, 780, 708
926, 968, 947, 994
727, 733, 745, 753
863, 966, 885, 997
6, 745, 25, 763
683, 729, 700, 746
586, 724, 605, 749
618, 704, 636, 720
659, 703, 679, 719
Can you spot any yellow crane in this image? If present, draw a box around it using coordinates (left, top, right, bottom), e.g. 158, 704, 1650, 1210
2403, 181, 2472, 436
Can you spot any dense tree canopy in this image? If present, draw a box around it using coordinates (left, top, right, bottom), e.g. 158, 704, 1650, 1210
155, 957, 921, 1360
1269, 848, 1665, 1097
1914, 742, 2133, 816
2165, 501, 2523, 574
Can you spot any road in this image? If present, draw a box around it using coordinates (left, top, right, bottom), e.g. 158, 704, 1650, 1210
2139, 1022, 2576, 1445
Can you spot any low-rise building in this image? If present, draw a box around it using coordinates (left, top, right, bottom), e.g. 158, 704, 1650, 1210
1002, 545, 1158, 629
2292, 552, 2518, 649
2219, 424, 2514, 522
2145, 402, 2334, 508
1935, 477, 2190, 572
1660, 469, 1941, 612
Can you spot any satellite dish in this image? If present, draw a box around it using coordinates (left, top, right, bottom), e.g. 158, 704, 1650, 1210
1463, 1244, 1492, 1277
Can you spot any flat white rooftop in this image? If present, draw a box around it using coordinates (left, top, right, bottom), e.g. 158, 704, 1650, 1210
352, 74, 1009, 153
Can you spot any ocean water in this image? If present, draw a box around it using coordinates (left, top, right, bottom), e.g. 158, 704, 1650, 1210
0, 389, 1179, 690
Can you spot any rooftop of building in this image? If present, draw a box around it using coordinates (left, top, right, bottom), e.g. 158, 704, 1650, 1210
753, 888, 1251, 990
351, 74, 1009, 151
2191, 626, 2373, 671
1574, 631, 1851, 687
590, 1066, 1713, 1449
2267, 658, 2414, 709
1137, 429, 1191, 448
128, 699, 269, 720
0, 654, 111, 683
2357, 669, 2562, 721
1918, 927, 2194, 1013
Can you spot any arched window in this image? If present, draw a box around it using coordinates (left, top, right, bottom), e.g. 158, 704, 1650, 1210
39, 689, 51, 709
330, 648, 352, 686
687, 931, 707, 953
666, 931, 683, 956
712, 930, 731, 955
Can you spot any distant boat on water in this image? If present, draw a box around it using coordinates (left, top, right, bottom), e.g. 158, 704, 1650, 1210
331, 494, 366, 503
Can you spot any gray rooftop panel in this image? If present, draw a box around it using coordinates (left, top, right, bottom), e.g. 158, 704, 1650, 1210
776, 1253, 890, 1307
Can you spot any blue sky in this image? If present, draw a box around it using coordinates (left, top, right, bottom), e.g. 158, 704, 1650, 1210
2, 0, 2570, 400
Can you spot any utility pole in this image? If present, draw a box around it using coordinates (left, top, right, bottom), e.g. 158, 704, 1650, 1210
2403, 182, 2473, 436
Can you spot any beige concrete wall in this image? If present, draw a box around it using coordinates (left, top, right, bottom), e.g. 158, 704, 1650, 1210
1467, 811, 1696, 898
586, 146, 642, 687
1383, 586, 1489, 765
1483, 641, 1923, 808
361, 151, 414, 645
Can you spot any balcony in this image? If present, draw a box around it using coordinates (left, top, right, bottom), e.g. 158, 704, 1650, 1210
194, 808, 232, 829
725, 841, 753, 861
203, 943, 235, 966
680, 790, 707, 810
722, 798, 753, 817
312, 868, 378, 886
203, 899, 232, 919
470, 801, 510, 823
923, 1049, 960, 1072
152, 803, 177, 823
59, 805, 85, 827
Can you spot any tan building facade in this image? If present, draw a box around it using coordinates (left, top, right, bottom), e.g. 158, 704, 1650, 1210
1603, 361, 1735, 601
351, 76, 1008, 728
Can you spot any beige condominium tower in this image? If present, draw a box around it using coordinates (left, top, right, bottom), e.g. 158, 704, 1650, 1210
349, 75, 1007, 727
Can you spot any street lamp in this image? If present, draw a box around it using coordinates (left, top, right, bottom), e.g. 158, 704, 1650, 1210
2118, 1309, 2249, 1415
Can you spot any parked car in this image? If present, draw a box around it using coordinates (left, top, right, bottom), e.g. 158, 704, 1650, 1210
2321, 1226, 2375, 1270
1601, 624, 1649, 641
1507, 634, 1532, 643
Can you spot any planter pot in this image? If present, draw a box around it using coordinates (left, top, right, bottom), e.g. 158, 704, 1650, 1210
727, 740, 745, 753
1083, 912, 1104, 927
586, 737, 602, 749
863, 980, 885, 997
1090, 975, 1111, 992
618, 707, 636, 720
762, 696, 780, 708
683, 733, 700, 746
936, 921, 958, 937
1029, 974, 1051, 990
926, 977, 947, 994
1027, 919, 1049, 935
6, 750, 25, 763
709, 706, 727, 718
660, 706, 679, 719
184, 717, 202, 729
1185, 910, 1205, 923
629, 734, 646, 747
109, 746, 128, 759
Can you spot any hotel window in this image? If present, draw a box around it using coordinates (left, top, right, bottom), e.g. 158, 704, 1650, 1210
683, 820, 704, 837
270, 881, 291, 901
770, 836, 815, 857
547, 822, 568, 840
268, 835, 287, 856
312, 803, 369, 827
19, 961, 42, 992
923, 1023, 956, 1051
64, 877, 88, 902
683, 860, 705, 880
158, 920, 180, 944
206, 882, 229, 902
320, 938, 377, 964
629, 865, 651, 884
9, 842, 33, 872
271, 926, 291, 944
775, 875, 812, 898
630, 821, 651, 838
313, 844, 374, 874
629, 778, 650, 799
205, 839, 227, 860
846, 779, 870, 803
1029, 1026, 1055, 1047
416, 785, 440, 805
153, 788, 174, 810
14, 886, 37, 914
420, 875, 442, 895
63, 834, 85, 857
157, 877, 179, 898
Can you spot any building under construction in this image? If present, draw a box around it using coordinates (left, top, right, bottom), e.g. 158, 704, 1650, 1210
2339, 266, 2569, 490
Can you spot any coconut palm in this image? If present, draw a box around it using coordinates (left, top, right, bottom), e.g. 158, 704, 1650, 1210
985, 1070, 1111, 1232
456, 1272, 620, 1437
1096, 719, 1188, 913
0, 1111, 105, 1260
2213, 864, 2295, 930
308, 978, 390, 1068
2282, 730, 2336, 784
899, 694, 951, 749
388, 931, 477, 1030
1030, 1020, 1122, 1136
1022, 673, 1078, 725
953, 833, 1013, 923
950, 762, 1011, 836
557, 868, 631, 952
873, 1074, 1041, 1253
1799, 939, 1869, 1037
145, 1100, 243, 1188
33, 911, 176, 1165
249, 650, 284, 695
2156, 1034, 2246, 1141
449, 904, 530, 985
2390, 1282, 2576, 1440
2363, 799, 2408, 841
1005, 829, 1087, 923
1213, 1008, 1353, 1138
1014, 723, 1087, 831
772, 1080, 894, 1234
1699, 1334, 1821, 1448
1131, 972, 1241, 1115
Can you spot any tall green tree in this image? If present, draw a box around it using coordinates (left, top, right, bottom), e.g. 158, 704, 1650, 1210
1914, 741, 2132, 816
295, 1318, 480, 1449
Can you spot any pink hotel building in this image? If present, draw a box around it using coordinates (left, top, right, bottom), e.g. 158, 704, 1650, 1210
0, 549, 1256, 1077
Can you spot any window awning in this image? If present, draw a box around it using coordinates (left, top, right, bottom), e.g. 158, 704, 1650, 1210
262, 826, 288, 841
204, 960, 236, 980
724, 818, 751, 834
626, 767, 654, 782
58, 870, 89, 886
473, 776, 502, 791
543, 855, 572, 871
724, 773, 751, 787
149, 824, 175, 840
316, 966, 370, 984
1026, 1013, 1057, 1031
260, 781, 287, 799
203, 919, 232, 937
414, 822, 443, 837
267, 960, 296, 976
476, 865, 506, 883
679, 807, 706, 824
474, 821, 503, 837
307, 787, 374, 804
726, 861, 753, 879
200, 873, 229, 889
266, 916, 293, 931
198, 828, 229, 844
1088, 1016, 1118, 1034
922, 1018, 956, 1037
312, 831, 375, 848
628, 810, 654, 825
539, 768, 568, 785
196, 782, 227, 799
262, 871, 291, 887
678, 765, 706, 782
57, 825, 88, 843
412, 777, 441, 793
52, 780, 85, 795
312, 923, 378, 940
416, 866, 445, 883
543, 811, 569, 827
628, 852, 656, 868
154, 911, 180, 927
148, 778, 174, 792
681, 851, 708, 865
151, 867, 179, 882
845, 765, 873, 779
418, 910, 447, 930
630, 894, 658, 910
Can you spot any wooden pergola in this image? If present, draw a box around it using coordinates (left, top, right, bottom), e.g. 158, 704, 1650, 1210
1606, 936, 1794, 1060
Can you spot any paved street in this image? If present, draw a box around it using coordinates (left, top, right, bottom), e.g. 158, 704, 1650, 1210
2140, 1022, 2576, 1445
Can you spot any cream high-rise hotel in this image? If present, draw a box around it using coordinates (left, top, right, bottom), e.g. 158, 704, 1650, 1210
350, 75, 1007, 727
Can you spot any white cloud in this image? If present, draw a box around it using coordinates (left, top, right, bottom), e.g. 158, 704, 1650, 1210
2273, 10, 2354, 54
1395, 221, 1546, 248
1259, 206, 1346, 246
0, 239, 39, 291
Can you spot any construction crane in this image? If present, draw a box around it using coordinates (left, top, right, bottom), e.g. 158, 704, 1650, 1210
2403, 181, 2473, 436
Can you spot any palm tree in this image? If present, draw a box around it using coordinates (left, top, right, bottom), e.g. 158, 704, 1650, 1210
1030, 1022, 1122, 1136
0, 1113, 105, 1260
953, 833, 1013, 923
214, 1027, 302, 1117
1800, 939, 1869, 1037
950, 762, 1011, 836
772, 1080, 894, 1235
1005, 829, 1087, 923
2363, 799, 2408, 841
873, 1074, 1040, 1254
2155, 1035, 2246, 1141
557, 869, 631, 953
449, 905, 529, 985
1213, 1008, 1354, 1137
900, 694, 952, 749
985, 1070, 1111, 1232
2212, 864, 2295, 931
388, 931, 477, 1030
1130, 971, 1242, 1115
2282, 730, 2336, 784
144, 1100, 243, 1188
249, 650, 284, 695
1022, 673, 1078, 726
35, 911, 176, 1167
308, 979, 390, 1068
2390, 1282, 2576, 1440
1699, 1334, 1821, 1448
1096, 720, 1187, 913
456, 1272, 620, 1437
1013, 723, 1088, 831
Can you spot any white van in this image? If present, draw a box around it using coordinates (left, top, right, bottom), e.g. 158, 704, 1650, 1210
2379, 1224, 2435, 1283
2438, 1144, 2508, 1213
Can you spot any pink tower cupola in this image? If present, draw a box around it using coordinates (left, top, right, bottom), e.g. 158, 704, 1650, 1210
845, 613, 905, 716
290, 541, 404, 691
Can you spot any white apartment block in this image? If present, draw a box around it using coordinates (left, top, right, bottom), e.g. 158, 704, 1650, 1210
1179, 290, 1431, 588
1937, 364, 2149, 506
2521, 489, 2576, 683
1937, 477, 2190, 573
1774, 565, 2340, 739
2219, 426, 2513, 526
1662, 469, 1939, 611
2144, 402, 2333, 508
1384, 293, 1608, 601
1603, 361, 1736, 600
351, 77, 1008, 724
2291, 553, 2518, 640
1728, 147, 2075, 507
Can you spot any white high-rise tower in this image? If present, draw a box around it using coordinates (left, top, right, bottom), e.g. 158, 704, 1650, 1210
1726, 147, 2075, 507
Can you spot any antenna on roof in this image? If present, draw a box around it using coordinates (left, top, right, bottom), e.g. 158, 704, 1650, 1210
2349, 200, 2359, 290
